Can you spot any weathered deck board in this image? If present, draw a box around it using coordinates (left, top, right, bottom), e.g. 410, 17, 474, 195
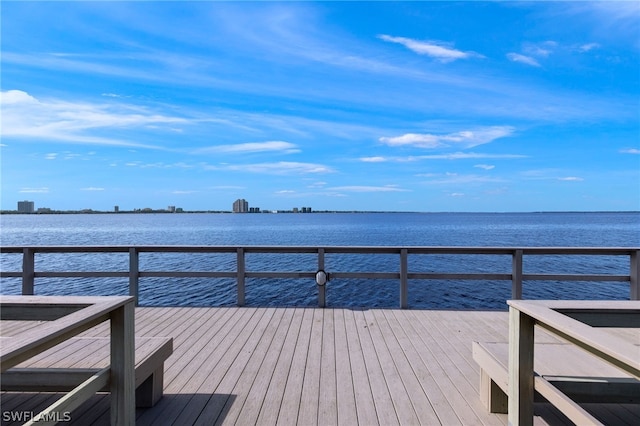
255, 307, 306, 425
2, 307, 639, 426
341, 309, 378, 426
352, 309, 400, 425
276, 308, 314, 425
422, 311, 510, 425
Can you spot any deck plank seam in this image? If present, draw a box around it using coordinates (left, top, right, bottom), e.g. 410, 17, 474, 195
365, 309, 421, 425
256, 307, 306, 425
410, 310, 495, 424
234, 308, 298, 425
193, 307, 277, 426
378, 309, 446, 425
353, 309, 401, 426
139, 306, 259, 425
343, 308, 378, 426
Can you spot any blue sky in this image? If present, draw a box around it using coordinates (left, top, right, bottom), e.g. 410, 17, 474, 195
1, 1, 639, 212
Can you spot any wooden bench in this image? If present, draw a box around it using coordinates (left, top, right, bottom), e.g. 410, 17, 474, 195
1, 336, 173, 407
472, 341, 640, 414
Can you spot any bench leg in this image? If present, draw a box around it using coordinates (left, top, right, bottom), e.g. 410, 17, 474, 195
136, 366, 164, 408
480, 370, 508, 413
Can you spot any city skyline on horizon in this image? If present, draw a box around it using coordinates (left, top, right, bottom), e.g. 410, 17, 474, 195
2, 2, 639, 212
8, 197, 639, 215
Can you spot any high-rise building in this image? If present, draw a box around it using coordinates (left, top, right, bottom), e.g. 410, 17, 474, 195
233, 199, 249, 213
17, 200, 35, 213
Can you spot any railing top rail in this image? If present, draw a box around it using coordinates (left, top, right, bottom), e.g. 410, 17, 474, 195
0, 245, 638, 255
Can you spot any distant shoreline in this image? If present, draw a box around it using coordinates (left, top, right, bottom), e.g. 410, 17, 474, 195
2, 210, 638, 215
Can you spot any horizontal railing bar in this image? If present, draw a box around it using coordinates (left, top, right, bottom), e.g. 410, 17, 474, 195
0, 246, 134, 254
1, 245, 638, 255
522, 274, 630, 282
409, 273, 513, 280
140, 272, 236, 278
330, 272, 399, 279
343, 247, 519, 254
0, 273, 22, 278
2, 271, 629, 282
519, 248, 639, 255
34, 272, 129, 278
246, 272, 315, 279
2, 271, 628, 282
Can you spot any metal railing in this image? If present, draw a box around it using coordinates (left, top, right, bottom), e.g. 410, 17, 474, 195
1, 246, 638, 308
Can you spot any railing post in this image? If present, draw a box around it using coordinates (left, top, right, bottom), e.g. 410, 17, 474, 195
508, 305, 535, 426
400, 248, 408, 309
318, 248, 326, 308
22, 248, 35, 295
237, 248, 245, 307
631, 250, 639, 301
129, 248, 139, 306
512, 249, 523, 300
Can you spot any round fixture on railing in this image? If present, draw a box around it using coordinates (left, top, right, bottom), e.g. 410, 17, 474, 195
315, 270, 328, 286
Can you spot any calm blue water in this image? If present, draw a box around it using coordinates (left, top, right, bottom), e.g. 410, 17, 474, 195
1, 212, 638, 309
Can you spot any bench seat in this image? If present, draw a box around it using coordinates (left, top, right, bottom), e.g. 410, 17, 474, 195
472, 341, 640, 414
1, 336, 173, 407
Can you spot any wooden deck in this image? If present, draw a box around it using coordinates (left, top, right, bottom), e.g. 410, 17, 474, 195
2, 307, 639, 425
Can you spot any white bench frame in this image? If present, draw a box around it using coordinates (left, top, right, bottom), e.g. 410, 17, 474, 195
506, 300, 640, 426
472, 341, 640, 416
1, 336, 173, 408
0, 296, 136, 425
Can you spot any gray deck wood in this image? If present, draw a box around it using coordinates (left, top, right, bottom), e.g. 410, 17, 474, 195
2, 307, 639, 425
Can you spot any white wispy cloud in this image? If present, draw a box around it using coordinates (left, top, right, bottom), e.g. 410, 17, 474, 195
474, 164, 495, 170
523, 41, 557, 58
127, 161, 196, 169
508, 41, 557, 68
328, 185, 409, 193
620, 148, 640, 154
578, 42, 600, 52
379, 126, 515, 149
506, 53, 541, 67
20, 187, 49, 193
415, 152, 525, 160
80, 187, 105, 191
102, 93, 127, 98
378, 35, 481, 62
210, 185, 246, 190
428, 152, 525, 160
359, 152, 526, 163
420, 173, 505, 185
208, 161, 335, 175
196, 141, 300, 154
521, 170, 585, 182
2, 89, 38, 104
558, 177, 584, 181
1, 90, 187, 149
360, 156, 387, 163
45, 153, 58, 160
